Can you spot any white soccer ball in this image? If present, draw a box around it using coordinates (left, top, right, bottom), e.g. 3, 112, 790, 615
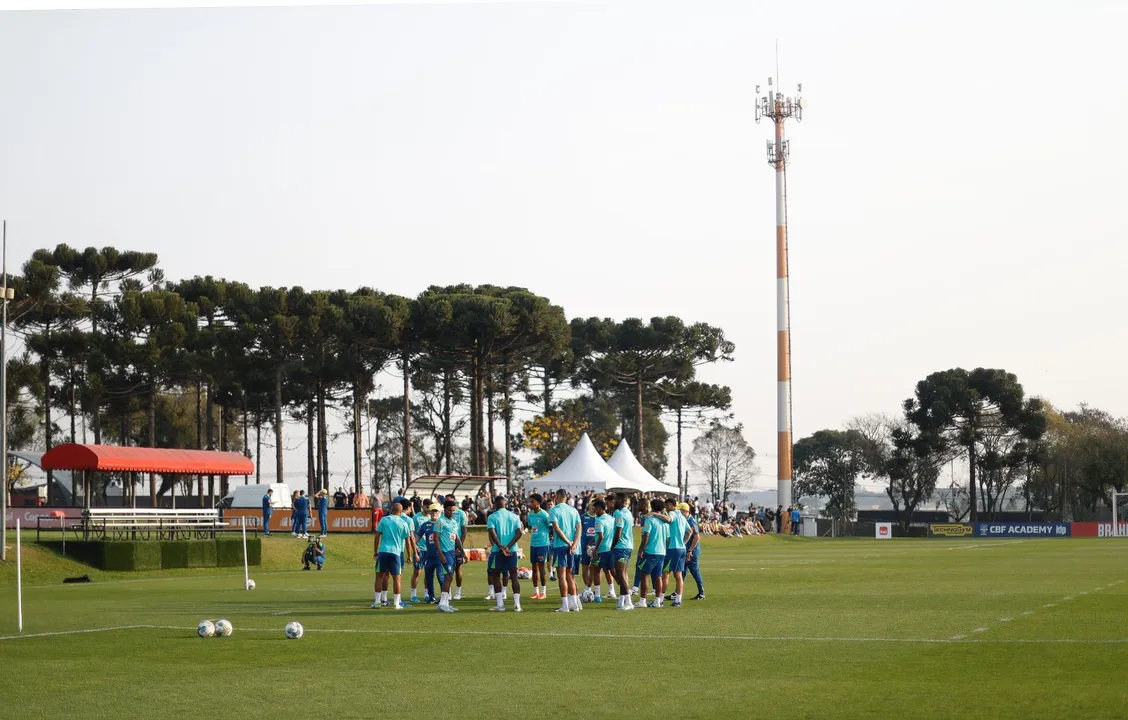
245, 579, 256, 591
197, 620, 216, 638
214, 619, 233, 637
284, 621, 304, 640
517, 568, 532, 580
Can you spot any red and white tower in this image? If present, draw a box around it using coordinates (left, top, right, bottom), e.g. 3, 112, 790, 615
755, 77, 805, 513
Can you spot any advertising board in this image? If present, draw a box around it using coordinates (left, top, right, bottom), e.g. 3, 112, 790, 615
4, 506, 83, 530
974, 522, 1070, 538
927, 523, 974, 537
1068, 522, 1128, 537
222, 508, 373, 533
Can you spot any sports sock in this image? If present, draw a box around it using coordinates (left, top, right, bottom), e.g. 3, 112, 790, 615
594, 585, 601, 599
440, 591, 450, 607
513, 593, 521, 608
496, 593, 505, 609
394, 593, 401, 606
561, 597, 569, 610
374, 591, 379, 602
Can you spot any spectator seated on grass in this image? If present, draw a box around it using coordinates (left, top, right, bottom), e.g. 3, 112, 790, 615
302, 538, 325, 571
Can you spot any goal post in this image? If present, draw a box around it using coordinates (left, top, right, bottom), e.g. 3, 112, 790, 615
1112, 492, 1128, 538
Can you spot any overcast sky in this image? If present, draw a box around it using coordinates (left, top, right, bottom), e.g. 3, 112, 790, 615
1, 1, 1125, 494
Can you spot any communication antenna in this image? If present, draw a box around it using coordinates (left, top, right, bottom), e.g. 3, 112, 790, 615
755, 71, 805, 512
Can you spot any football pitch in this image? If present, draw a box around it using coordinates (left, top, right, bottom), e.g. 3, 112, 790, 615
2, 533, 1127, 719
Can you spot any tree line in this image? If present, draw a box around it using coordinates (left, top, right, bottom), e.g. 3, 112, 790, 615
791, 367, 1128, 528
4, 245, 736, 507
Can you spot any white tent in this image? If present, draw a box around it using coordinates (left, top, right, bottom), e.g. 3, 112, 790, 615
606, 441, 680, 496
524, 434, 640, 495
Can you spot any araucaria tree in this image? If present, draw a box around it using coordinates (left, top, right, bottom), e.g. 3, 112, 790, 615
903, 368, 1046, 524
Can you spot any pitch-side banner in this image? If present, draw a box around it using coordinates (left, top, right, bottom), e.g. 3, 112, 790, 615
975, 522, 1070, 538
222, 509, 373, 533
1068, 522, 1128, 537
927, 523, 974, 537
4, 507, 83, 529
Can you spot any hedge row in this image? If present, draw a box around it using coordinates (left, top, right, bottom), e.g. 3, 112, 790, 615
41, 538, 261, 571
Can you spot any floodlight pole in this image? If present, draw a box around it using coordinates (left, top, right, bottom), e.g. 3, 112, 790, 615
755, 78, 805, 515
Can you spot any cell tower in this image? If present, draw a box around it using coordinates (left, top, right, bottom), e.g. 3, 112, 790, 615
755, 75, 805, 513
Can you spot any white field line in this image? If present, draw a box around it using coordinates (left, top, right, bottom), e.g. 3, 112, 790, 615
5, 623, 1128, 645
128, 624, 1128, 645
0, 625, 144, 641
951, 541, 1026, 551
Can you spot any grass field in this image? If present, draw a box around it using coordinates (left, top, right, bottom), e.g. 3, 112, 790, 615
2, 531, 1127, 719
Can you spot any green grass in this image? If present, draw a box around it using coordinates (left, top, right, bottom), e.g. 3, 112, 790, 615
2, 531, 1127, 719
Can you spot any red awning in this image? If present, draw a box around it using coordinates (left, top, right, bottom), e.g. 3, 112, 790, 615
41, 444, 254, 476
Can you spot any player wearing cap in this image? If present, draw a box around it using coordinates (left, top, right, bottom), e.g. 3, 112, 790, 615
486, 495, 524, 612
432, 500, 466, 613
661, 498, 692, 607
526, 493, 552, 599
372, 501, 415, 609
550, 488, 582, 612
579, 502, 600, 602
638, 498, 669, 608
611, 493, 635, 610
591, 498, 615, 605
682, 503, 705, 600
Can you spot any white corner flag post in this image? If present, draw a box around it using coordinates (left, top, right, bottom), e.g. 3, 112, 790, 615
16, 518, 23, 633
241, 516, 250, 589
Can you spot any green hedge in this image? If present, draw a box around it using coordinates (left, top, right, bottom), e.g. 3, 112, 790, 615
41, 539, 261, 572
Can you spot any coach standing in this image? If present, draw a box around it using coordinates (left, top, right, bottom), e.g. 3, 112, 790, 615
262, 488, 274, 537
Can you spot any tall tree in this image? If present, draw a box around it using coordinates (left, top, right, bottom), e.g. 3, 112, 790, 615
11, 257, 87, 503
114, 288, 197, 504
688, 422, 756, 504
52, 245, 160, 443
903, 368, 1046, 524
659, 379, 733, 497
575, 316, 734, 475
793, 429, 879, 521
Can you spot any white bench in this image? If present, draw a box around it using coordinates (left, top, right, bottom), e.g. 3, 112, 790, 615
83, 508, 230, 540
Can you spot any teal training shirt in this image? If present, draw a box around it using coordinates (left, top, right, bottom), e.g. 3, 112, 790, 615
434, 515, 460, 553
596, 513, 616, 553
667, 511, 689, 550
551, 503, 581, 549
613, 508, 634, 551
643, 516, 669, 555
487, 508, 522, 554
377, 515, 410, 555
527, 509, 552, 547
413, 513, 429, 553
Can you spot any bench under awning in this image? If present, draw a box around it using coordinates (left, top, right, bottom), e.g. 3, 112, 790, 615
41, 444, 254, 476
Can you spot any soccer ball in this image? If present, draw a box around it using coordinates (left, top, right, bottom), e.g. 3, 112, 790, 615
284, 621, 304, 640
214, 619, 233, 637
516, 567, 532, 580
245, 579, 256, 591
197, 620, 216, 638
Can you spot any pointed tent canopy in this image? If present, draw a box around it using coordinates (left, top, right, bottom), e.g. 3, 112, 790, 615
524, 434, 640, 495
606, 441, 680, 496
